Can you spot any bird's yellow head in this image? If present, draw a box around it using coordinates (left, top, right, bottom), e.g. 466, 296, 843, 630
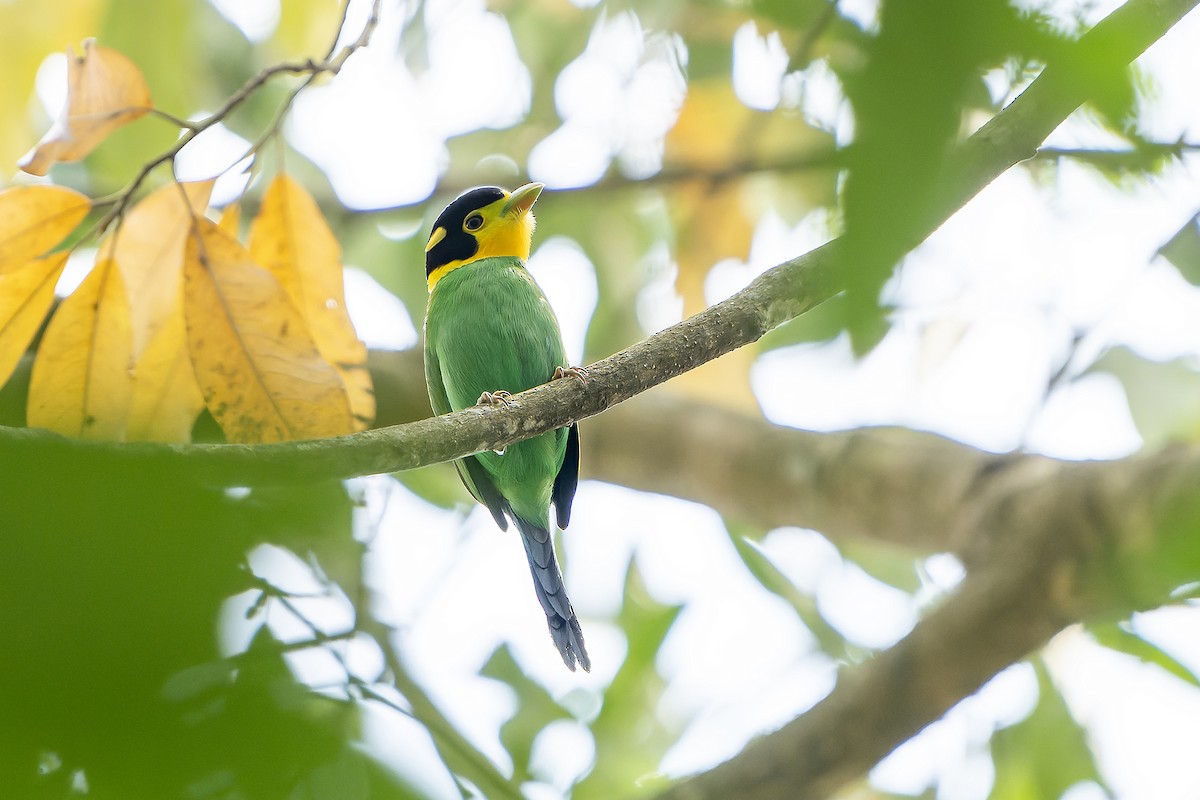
424, 182, 543, 291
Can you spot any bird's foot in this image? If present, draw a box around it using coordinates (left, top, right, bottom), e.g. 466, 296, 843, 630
477, 389, 514, 407
552, 365, 589, 385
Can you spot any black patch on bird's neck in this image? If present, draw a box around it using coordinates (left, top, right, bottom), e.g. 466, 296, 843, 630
425, 186, 505, 276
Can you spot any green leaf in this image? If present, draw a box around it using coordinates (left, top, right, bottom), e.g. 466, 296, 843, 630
1159, 213, 1200, 286
758, 294, 849, 350
1089, 620, 1200, 688
395, 464, 471, 511
572, 560, 683, 800
481, 644, 571, 785
838, 537, 923, 594
1086, 346, 1200, 448
725, 523, 850, 659
989, 659, 1108, 800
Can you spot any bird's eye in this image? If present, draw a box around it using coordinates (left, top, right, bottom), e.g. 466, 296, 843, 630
465, 214, 484, 231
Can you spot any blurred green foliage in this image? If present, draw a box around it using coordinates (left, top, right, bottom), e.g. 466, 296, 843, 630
989, 661, 1105, 800
2, 0, 1199, 798
0, 444, 418, 799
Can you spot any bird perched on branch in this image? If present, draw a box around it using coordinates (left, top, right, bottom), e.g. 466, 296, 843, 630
423, 182, 590, 672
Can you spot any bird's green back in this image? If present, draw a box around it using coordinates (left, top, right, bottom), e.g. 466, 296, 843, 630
424, 256, 569, 526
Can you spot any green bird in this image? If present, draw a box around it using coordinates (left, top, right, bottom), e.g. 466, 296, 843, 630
423, 182, 590, 672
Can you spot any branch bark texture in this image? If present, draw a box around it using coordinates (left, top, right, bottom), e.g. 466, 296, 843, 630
0, 1, 1186, 487
0, 1, 1196, 799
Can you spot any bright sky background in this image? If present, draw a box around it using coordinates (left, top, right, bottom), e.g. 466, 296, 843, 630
93, 0, 1200, 797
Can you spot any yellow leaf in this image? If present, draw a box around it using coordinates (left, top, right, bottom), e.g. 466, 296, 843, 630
0, 253, 68, 391
98, 181, 212, 442
100, 180, 213, 356
665, 79, 837, 218
273, 0, 343, 60
126, 311, 204, 442
28, 257, 134, 440
666, 81, 747, 171
0, 185, 90, 273
20, 39, 152, 176
184, 218, 355, 443
249, 174, 374, 430
218, 202, 242, 237
0, 0, 102, 171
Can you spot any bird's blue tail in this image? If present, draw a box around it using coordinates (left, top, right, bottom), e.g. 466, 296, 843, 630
512, 515, 590, 672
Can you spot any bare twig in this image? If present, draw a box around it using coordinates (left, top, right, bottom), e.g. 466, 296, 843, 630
78, 0, 383, 248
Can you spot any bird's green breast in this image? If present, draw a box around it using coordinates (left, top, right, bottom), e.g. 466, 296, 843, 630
424, 257, 569, 525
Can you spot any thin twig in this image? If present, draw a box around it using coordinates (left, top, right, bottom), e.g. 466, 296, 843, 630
76, 0, 383, 249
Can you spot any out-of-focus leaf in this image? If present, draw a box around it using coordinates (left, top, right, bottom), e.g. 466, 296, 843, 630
482, 644, 570, 784
751, 0, 835, 34
219, 201, 242, 236
249, 174, 375, 430
0, 253, 68, 391
93, 0, 207, 190
727, 526, 850, 659
289, 746, 424, 800
20, 39, 151, 176
126, 310, 205, 442
274, 0, 343, 59
838, 0, 1030, 351
101, 179, 213, 355
0, 0, 103, 174
989, 659, 1107, 800
183, 218, 355, 443
1087, 346, 1200, 448
99, 180, 212, 441
0, 442, 390, 797
1089, 620, 1200, 688
661, 78, 835, 405
1158, 212, 1200, 286
386, 662, 520, 800
573, 560, 682, 800
665, 79, 834, 190
394, 464, 470, 511
0, 185, 90, 272
838, 538, 923, 594
758, 293, 848, 350
28, 257, 133, 440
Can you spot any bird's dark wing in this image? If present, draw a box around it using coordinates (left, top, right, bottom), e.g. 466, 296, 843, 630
456, 456, 509, 531
552, 423, 579, 530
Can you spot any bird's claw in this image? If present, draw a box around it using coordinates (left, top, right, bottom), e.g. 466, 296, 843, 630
553, 365, 589, 385
477, 390, 514, 407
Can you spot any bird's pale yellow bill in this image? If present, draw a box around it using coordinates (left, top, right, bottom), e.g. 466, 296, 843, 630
425, 226, 446, 252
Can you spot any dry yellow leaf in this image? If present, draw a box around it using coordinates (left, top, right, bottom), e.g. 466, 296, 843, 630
184, 218, 355, 443
218, 202, 242, 237
20, 39, 152, 176
95, 181, 212, 442
0, 253, 69, 391
126, 311, 205, 442
249, 174, 374, 430
100, 180, 213, 356
0, 185, 90, 274
0, 0, 102, 171
28, 257, 134, 440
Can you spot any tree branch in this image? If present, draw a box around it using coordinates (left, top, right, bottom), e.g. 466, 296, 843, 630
647, 4, 1200, 795
3, 0, 1183, 491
